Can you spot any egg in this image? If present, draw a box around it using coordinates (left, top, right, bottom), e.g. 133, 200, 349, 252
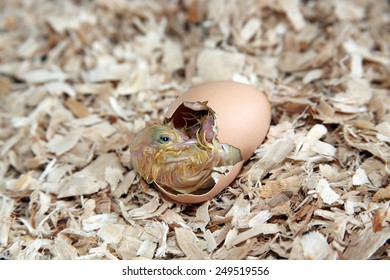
157, 81, 271, 203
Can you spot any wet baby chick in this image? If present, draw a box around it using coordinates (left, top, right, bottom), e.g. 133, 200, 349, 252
130, 119, 241, 194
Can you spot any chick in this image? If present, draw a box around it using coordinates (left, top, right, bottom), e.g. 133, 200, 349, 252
130, 115, 241, 194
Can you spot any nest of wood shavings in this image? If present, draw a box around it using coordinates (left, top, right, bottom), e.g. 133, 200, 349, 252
0, 0, 389, 260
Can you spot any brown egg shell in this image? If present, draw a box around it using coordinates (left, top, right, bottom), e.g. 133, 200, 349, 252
158, 161, 244, 204
161, 81, 271, 203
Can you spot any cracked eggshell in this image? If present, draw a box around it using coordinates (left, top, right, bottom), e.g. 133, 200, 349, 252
162, 81, 271, 203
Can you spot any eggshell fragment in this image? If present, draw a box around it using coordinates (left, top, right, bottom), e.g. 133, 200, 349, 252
159, 163, 245, 204
159, 81, 271, 203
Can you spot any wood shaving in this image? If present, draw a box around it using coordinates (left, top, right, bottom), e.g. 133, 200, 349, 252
290, 231, 337, 260
315, 178, 340, 205
0, 0, 389, 260
175, 227, 209, 260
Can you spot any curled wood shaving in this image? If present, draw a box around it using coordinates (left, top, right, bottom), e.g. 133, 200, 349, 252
0, 195, 14, 246
175, 227, 209, 260
197, 49, 245, 81
344, 228, 390, 260
315, 179, 340, 205
97, 223, 125, 244
290, 231, 337, 260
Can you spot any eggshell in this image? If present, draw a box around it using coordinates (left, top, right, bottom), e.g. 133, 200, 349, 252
161, 81, 271, 203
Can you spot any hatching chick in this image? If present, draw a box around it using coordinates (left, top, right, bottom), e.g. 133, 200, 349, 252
130, 122, 241, 194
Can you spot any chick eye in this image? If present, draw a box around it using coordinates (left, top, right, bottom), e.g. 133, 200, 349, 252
159, 136, 170, 142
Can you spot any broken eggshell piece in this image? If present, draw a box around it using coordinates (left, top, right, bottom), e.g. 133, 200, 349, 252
160, 81, 272, 203
155, 101, 242, 196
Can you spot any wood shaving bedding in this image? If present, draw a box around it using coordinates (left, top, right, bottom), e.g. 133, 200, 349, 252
0, 0, 389, 260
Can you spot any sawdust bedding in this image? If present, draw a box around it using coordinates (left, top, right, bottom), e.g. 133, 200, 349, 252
0, 0, 389, 260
